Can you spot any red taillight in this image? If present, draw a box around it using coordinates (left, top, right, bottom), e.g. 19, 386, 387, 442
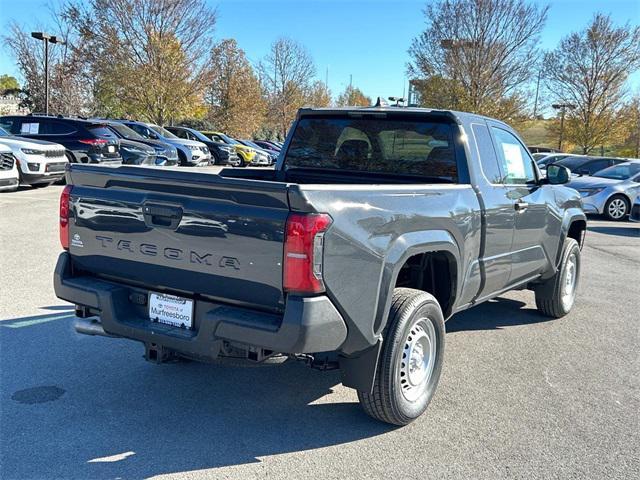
59, 185, 73, 249
78, 139, 108, 145
283, 213, 332, 294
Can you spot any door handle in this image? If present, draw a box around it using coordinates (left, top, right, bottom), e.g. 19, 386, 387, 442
514, 201, 529, 212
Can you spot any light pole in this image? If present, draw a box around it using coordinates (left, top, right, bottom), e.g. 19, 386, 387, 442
31, 32, 66, 115
552, 103, 576, 151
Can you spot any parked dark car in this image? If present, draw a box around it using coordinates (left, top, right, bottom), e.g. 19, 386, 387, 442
164, 126, 240, 166
552, 156, 629, 176
252, 140, 281, 153
0, 115, 123, 165
111, 138, 157, 166
100, 121, 179, 166
54, 106, 586, 426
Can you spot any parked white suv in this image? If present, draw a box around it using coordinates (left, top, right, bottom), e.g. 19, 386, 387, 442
0, 127, 68, 187
0, 144, 19, 192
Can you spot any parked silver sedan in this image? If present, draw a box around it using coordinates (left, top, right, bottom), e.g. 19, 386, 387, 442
567, 161, 640, 220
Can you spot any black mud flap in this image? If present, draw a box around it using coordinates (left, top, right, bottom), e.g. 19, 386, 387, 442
339, 340, 382, 394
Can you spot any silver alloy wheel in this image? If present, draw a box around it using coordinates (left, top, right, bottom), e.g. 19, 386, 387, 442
607, 198, 627, 219
561, 252, 578, 310
398, 318, 436, 402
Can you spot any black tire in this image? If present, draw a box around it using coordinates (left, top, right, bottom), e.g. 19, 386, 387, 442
31, 182, 53, 188
535, 238, 580, 318
211, 152, 220, 166
358, 288, 445, 426
603, 195, 629, 221
177, 149, 191, 166
237, 154, 246, 167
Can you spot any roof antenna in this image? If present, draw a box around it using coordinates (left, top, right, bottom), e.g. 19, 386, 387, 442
374, 96, 389, 107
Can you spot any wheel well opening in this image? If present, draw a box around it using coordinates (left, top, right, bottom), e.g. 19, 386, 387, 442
395, 251, 456, 315
568, 220, 586, 249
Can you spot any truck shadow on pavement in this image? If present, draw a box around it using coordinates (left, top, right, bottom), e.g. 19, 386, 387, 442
1, 295, 548, 478
446, 297, 554, 332
0, 312, 393, 479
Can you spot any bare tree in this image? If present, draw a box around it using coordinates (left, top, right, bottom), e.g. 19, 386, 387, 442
65, 0, 217, 124
544, 14, 640, 154
408, 0, 548, 120
3, 21, 90, 115
206, 39, 265, 137
259, 38, 316, 138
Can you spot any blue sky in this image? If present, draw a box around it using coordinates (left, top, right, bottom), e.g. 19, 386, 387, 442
1, 0, 639, 99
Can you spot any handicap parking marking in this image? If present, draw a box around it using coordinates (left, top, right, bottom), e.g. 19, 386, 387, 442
0, 312, 75, 329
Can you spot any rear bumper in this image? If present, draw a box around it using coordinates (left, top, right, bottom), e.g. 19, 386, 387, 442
53, 252, 347, 357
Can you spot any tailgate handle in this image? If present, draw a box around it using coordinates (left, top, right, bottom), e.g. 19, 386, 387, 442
143, 204, 183, 229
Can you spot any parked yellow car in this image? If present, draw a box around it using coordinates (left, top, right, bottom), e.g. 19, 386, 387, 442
201, 131, 256, 166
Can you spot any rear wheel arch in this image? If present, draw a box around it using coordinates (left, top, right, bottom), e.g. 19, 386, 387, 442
375, 234, 461, 336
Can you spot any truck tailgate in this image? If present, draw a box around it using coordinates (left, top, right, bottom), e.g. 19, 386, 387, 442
67, 165, 290, 311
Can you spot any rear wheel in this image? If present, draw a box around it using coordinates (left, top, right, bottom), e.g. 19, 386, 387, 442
604, 195, 629, 221
358, 288, 445, 425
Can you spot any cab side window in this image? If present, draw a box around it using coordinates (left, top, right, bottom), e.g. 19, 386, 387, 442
491, 127, 536, 184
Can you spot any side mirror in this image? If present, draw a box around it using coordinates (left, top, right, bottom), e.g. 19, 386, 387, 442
547, 164, 571, 185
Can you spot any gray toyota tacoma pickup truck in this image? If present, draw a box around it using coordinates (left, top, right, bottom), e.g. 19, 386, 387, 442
54, 106, 586, 425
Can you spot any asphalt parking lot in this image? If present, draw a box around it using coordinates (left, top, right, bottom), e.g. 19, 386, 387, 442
1, 182, 639, 480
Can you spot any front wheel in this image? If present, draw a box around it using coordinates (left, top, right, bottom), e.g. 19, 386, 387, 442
535, 238, 580, 318
358, 288, 445, 425
604, 195, 629, 221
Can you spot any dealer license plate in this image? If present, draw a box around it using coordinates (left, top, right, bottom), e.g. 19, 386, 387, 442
108, 145, 115, 153
148, 292, 193, 329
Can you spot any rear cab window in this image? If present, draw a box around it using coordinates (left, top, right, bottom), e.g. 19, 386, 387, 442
284, 115, 460, 182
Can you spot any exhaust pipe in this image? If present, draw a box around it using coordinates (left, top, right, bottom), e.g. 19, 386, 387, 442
74, 317, 117, 338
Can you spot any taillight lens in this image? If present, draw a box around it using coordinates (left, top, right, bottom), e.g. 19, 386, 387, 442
78, 139, 108, 146
283, 213, 332, 294
59, 185, 73, 249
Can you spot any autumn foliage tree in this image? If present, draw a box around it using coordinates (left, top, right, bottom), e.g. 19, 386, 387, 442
206, 39, 265, 137
65, 0, 217, 124
305, 81, 332, 108
335, 85, 371, 107
544, 14, 640, 154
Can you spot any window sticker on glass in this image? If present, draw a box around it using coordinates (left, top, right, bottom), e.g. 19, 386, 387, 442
21, 123, 40, 134
501, 142, 525, 178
